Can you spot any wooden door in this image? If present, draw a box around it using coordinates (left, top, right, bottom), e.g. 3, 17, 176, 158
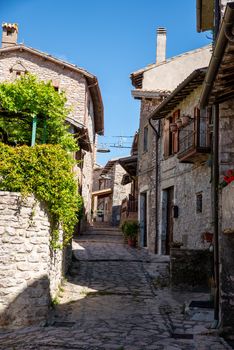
140, 192, 147, 247
166, 187, 174, 255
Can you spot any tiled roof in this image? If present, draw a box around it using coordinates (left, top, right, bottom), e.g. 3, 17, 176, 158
150, 67, 207, 120
132, 89, 170, 99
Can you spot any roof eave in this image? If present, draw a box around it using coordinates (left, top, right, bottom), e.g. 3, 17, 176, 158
199, 3, 234, 108
87, 78, 104, 135
150, 68, 207, 120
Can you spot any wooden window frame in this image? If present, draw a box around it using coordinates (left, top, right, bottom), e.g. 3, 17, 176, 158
164, 109, 180, 159
196, 192, 203, 213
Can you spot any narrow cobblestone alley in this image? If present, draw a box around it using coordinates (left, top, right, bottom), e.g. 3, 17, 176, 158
0, 228, 231, 350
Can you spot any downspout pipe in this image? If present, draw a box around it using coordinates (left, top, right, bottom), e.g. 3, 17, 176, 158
149, 116, 160, 254
214, 0, 221, 39
213, 103, 220, 325
212, 1, 220, 327
199, 3, 234, 328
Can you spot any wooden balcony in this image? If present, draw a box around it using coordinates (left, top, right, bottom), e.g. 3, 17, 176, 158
178, 116, 211, 163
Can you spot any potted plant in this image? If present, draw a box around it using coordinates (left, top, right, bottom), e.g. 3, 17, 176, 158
181, 114, 190, 126
170, 123, 178, 133
121, 220, 139, 247
175, 118, 182, 129
170, 241, 183, 248
202, 231, 213, 243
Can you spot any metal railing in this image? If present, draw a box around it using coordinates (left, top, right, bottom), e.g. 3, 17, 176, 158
128, 198, 138, 213
179, 117, 210, 155
121, 197, 138, 214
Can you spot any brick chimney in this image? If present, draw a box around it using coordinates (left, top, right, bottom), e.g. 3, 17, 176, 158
156, 27, 166, 64
2, 23, 18, 48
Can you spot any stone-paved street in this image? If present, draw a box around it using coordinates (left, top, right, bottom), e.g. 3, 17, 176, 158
0, 228, 231, 350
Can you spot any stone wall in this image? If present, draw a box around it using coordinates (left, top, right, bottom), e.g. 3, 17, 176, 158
0, 192, 69, 328
170, 248, 213, 290
138, 99, 161, 252
137, 47, 211, 254
158, 86, 212, 254
112, 163, 131, 226
0, 50, 96, 231
0, 51, 87, 123
219, 99, 234, 175
220, 182, 234, 336
160, 160, 212, 250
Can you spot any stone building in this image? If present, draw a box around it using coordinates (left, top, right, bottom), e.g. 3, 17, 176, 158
119, 132, 138, 224
149, 68, 212, 256
92, 159, 131, 226
130, 28, 211, 253
0, 23, 104, 230
197, 1, 234, 338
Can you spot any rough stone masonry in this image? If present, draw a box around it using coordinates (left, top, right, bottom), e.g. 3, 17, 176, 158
0, 191, 69, 328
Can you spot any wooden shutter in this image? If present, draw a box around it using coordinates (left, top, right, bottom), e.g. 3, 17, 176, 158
164, 119, 170, 158
194, 107, 200, 147
172, 112, 179, 154
173, 129, 179, 154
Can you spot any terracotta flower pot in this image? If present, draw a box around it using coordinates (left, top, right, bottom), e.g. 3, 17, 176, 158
176, 118, 182, 129
181, 115, 190, 126
128, 238, 137, 247
202, 232, 213, 243
170, 123, 178, 133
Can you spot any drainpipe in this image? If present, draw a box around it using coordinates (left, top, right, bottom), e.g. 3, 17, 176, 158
214, 0, 221, 39
212, 2, 220, 327
149, 116, 160, 254
213, 103, 220, 325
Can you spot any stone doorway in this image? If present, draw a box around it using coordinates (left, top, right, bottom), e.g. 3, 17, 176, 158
161, 186, 174, 255
140, 192, 148, 247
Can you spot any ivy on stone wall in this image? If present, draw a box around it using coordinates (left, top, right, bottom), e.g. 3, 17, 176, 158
0, 143, 83, 248
0, 74, 84, 248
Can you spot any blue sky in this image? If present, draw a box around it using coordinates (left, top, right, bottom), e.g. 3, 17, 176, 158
0, 0, 211, 165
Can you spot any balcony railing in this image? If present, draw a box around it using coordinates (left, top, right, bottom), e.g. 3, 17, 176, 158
121, 197, 138, 220
178, 116, 211, 163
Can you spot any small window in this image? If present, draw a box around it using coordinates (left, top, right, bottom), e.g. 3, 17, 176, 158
16, 71, 21, 77
196, 193, 203, 213
143, 125, 148, 152
6, 30, 12, 36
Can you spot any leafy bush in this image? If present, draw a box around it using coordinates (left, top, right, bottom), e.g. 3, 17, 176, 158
0, 143, 83, 248
121, 220, 139, 239
0, 74, 77, 151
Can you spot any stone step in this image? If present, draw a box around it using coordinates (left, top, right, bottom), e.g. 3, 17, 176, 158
87, 227, 122, 234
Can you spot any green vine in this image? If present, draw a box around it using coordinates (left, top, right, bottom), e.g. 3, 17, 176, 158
0, 74, 77, 151
0, 74, 84, 248
0, 143, 83, 248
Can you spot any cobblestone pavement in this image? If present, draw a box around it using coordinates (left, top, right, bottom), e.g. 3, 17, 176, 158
0, 229, 231, 350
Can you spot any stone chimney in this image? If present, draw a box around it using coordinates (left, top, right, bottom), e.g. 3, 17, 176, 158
156, 27, 166, 64
2, 23, 18, 48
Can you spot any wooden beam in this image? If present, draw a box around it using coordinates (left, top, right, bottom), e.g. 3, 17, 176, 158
216, 90, 234, 103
